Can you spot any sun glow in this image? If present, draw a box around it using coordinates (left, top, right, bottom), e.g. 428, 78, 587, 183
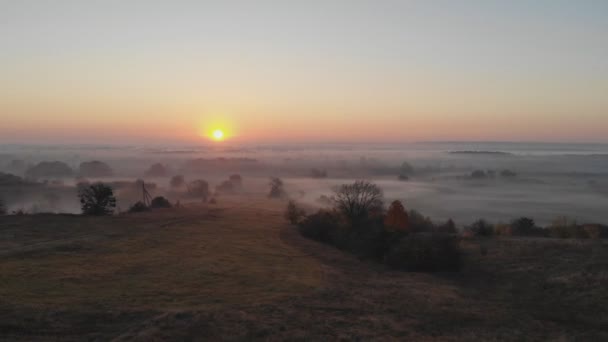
212, 129, 225, 141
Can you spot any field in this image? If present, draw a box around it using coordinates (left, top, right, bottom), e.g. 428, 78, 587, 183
1, 196, 607, 341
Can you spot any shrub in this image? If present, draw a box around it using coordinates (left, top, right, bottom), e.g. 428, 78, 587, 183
494, 223, 513, 236
144, 163, 168, 177
333, 180, 383, 223
466, 219, 494, 237
26, 161, 74, 179
188, 180, 209, 201
384, 233, 462, 272
384, 200, 409, 232
128, 201, 149, 213
229, 174, 243, 189
397, 174, 409, 181
582, 224, 608, 239
269, 177, 286, 198
79, 161, 113, 177
501, 169, 517, 178
510, 217, 545, 236
310, 168, 327, 178
170, 175, 185, 188
78, 183, 117, 216
436, 218, 457, 234
471, 170, 487, 179
285, 200, 306, 225
408, 210, 434, 232
548, 216, 580, 238
150, 196, 172, 209
216, 180, 235, 194
297, 210, 344, 244
400, 161, 414, 176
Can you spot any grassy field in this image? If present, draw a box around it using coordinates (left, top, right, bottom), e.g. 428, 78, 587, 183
1, 196, 607, 341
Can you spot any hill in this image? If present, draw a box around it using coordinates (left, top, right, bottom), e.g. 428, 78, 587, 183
1, 197, 607, 340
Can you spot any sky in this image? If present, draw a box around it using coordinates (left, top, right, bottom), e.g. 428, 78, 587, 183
1, 0, 607, 144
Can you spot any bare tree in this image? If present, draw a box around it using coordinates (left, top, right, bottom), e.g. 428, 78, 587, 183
333, 180, 383, 222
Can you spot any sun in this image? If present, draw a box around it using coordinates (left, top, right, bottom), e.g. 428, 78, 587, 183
212, 129, 224, 141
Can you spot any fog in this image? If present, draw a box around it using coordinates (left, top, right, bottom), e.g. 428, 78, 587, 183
1, 142, 607, 226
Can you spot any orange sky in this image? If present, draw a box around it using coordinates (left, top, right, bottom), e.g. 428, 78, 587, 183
1, 1, 607, 144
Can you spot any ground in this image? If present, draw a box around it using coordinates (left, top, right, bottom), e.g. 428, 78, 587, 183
1, 196, 607, 341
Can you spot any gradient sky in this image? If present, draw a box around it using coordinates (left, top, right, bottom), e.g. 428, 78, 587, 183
1, 0, 607, 144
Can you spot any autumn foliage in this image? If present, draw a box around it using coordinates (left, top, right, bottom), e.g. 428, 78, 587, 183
384, 200, 409, 232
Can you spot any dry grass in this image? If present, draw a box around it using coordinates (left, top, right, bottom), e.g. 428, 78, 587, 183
1, 196, 607, 341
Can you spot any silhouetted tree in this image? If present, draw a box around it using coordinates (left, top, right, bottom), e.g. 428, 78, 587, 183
150, 196, 172, 209
26, 161, 74, 179
170, 175, 185, 188
384, 200, 409, 232
269, 177, 286, 198
501, 169, 517, 178
79, 161, 113, 177
78, 183, 116, 216
128, 201, 149, 213
511, 217, 535, 235
310, 168, 328, 178
188, 180, 209, 201
0, 198, 6, 215
471, 170, 487, 179
333, 180, 383, 222
285, 200, 306, 225
229, 174, 243, 189
144, 163, 168, 177
466, 219, 494, 237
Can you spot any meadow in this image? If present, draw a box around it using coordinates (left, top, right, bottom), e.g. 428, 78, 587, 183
1, 195, 606, 341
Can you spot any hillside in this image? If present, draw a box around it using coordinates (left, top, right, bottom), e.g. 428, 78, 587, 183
1, 197, 607, 341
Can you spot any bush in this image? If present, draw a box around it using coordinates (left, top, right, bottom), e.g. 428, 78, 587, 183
170, 175, 185, 188
78, 183, 117, 216
501, 169, 517, 178
436, 219, 457, 234
471, 170, 487, 179
285, 200, 306, 225
408, 210, 434, 232
79, 161, 113, 177
144, 163, 168, 177
297, 210, 344, 244
150, 196, 172, 209
229, 174, 243, 189
310, 168, 327, 178
188, 180, 209, 201
128, 201, 149, 213
510, 217, 545, 236
384, 233, 462, 272
466, 219, 494, 237
548, 216, 580, 238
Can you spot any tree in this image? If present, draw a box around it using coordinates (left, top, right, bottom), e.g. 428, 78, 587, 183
269, 177, 286, 198
333, 180, 383, 222
188, 180, 209, 201
0, 198, 6, 215
511, 217, 535, 235
144, 163, 168, 177
285, 200, 306, 225
384, 200, 409, 232
78, 183, 116, 216
150, 196, 172, 209
170, 175, 185, 188
79, 161, 113, 177
229, 174, 243, 189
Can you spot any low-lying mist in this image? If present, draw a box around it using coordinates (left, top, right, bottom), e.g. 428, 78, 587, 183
1, 142, 607, 226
